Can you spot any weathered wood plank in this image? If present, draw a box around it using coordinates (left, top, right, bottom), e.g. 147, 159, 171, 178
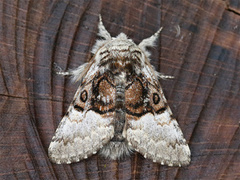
0, 0, 239, 179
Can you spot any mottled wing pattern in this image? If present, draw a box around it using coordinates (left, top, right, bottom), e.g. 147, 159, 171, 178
49, 16, 191, 166
48, 71, 116, 164
125, 67, 191, 166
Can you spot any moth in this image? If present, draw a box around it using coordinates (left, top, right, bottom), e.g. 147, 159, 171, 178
48, 16, 191, 167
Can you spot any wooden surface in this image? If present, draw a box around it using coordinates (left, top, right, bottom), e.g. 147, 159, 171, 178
0, 0, 240, 179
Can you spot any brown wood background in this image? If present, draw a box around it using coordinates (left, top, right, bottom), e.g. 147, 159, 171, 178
0, 0, 240, 179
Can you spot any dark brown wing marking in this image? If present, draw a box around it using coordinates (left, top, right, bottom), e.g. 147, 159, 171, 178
125, 74, 168, 118
90, 73, 116, 114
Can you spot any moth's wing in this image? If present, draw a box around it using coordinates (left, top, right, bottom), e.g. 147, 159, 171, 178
125, 67, 191, 167
48, 72, 116, 164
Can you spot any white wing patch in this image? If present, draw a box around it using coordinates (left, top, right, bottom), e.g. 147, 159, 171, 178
48, 108, 114, 164
127, 111, 190, 166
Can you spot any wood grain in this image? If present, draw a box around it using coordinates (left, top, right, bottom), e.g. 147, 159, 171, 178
0, 0, 240, 179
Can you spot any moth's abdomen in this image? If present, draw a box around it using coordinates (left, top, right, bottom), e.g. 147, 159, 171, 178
112, 77, 126, 142
99, 141, 133, 160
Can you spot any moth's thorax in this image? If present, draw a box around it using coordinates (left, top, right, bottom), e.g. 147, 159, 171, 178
97, 36, 144, 73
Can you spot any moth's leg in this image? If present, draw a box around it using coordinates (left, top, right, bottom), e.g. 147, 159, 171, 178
53, 62, 72, 76
158, 72, 174, 80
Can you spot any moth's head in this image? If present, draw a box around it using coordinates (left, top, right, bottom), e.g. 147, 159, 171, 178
91, 15, 162, 60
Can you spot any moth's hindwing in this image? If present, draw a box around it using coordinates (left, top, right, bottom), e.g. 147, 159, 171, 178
125, 73, 191, 166
48, 73, 116, 164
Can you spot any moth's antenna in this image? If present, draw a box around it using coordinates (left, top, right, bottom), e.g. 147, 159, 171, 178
98, 15, 111, 40
138, 27, 163, 59
138, 27, 163, 49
